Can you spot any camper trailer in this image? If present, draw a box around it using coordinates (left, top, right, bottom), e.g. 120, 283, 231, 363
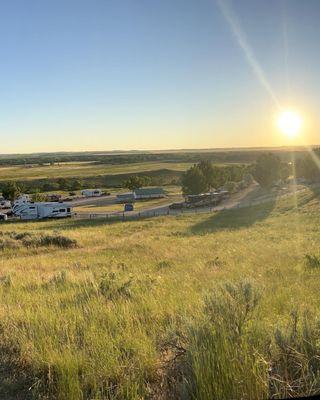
13, 197, 72, 220
81, 189, 102, 197
0, 199, 11, 209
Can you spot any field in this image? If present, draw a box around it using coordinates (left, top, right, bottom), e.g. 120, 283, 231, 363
1, 186, 320, 399
0, 162, 193, 182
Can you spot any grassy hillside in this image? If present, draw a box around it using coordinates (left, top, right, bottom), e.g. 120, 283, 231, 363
0, 187, 320, 399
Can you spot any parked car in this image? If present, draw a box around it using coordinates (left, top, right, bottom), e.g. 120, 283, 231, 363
124, 203, 134, 212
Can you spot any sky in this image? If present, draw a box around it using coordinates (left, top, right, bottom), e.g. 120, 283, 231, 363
0, 0, 320, 153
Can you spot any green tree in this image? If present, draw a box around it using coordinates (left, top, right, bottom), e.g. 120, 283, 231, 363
123, 176, 148, 192
181, 164, 207, 195
295, 154, 320, 181
31, 190, 46, 202
198, 160, 215, 189
140, 175, 152, 186
70, 179, 83, 191
211, 165, 226, 188
280, 162, 291, 181
57, 178, 68, 191
1, 182, 21, 201
243, 173, 254, 186
252, 153, 281, 188
42, 181, 59, 192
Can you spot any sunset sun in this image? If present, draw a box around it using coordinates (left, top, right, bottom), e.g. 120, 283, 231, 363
277, 110, 303, 138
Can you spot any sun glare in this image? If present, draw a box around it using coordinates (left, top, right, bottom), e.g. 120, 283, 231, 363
277, 110, 302, 138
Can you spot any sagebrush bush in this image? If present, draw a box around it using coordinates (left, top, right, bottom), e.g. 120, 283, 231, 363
0, 231, 77, 249
0, 274, 13, 287
305, 254, 320, 269
38, 234, 77, 248
49, 271, 68, 287
0, 237, 20, 250
157, 260, 173, 269
269, 310, 320, 398
98, 271, 133, 300
180, 280, 266, 400
204, 280, 261, 336
205, 256, 224, 268
10, 232, 33, 241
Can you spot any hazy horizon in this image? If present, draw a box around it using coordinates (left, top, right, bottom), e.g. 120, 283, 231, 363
0, 143, 319, 158
1, 0, 319, 152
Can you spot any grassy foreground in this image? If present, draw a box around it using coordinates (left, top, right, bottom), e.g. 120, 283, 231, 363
0, 187, 320, 399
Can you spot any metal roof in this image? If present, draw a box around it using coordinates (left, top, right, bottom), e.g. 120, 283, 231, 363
134, 187, 165, 195
116, 193, 134, 198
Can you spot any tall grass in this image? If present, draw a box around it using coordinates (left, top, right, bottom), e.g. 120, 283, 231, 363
0, 187, 319, 398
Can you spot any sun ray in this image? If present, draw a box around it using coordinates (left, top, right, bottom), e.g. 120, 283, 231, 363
217, 0, 280, 109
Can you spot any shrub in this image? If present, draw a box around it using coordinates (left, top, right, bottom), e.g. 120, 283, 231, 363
0, 237, 20, 250
0, 231, 77, 250
270, 310, 320, 398
204, 280, 260, 336
305, 254, 320, 269
180, 280, 265, 400
98, 271, 133, 301
157, 260, 173, 269
49, 271, 68, 287
0, 274, 13, 287
205, 257, 224, 268
38, 234, 77, 249
11, 232, 33, 241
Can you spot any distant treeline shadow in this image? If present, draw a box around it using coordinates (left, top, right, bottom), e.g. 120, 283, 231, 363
190, 199, 276, 235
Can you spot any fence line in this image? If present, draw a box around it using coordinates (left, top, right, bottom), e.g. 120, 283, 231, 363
72, 201, 263, 221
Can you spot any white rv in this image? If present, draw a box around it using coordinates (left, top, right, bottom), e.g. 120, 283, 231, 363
81, 189, 102, 197
13, 197, 72, 220
0, 199, 11, 209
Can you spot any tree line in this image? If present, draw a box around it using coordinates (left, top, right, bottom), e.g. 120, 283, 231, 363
180, 151, 320, 195
0, 148, 311, 167
181, 161, 250, 195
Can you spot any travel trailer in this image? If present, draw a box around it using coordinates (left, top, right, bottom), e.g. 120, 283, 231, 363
81, 189, 102, 197
13, 196, 72, 220
0, 199, 11, 209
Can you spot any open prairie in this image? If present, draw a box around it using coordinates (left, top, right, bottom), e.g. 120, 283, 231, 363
0, 186, 320, 399
0, 162, 193, 182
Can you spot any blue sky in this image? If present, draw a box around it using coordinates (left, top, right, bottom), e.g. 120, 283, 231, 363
0, 0, 319, 153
